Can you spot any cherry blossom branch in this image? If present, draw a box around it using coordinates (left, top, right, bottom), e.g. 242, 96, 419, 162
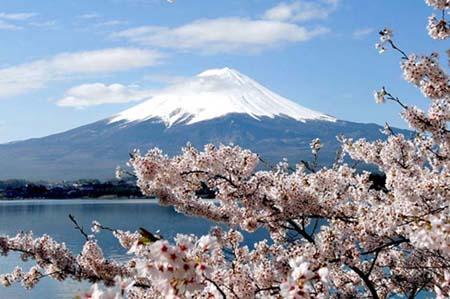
383, 122, 398, 136
180, 170, 239, 189
367, 250, 380, 278
361, 236, 410, 255
348, 264, 380, 299
386, 39, 409, 60
2, 240, 107, 284
203, 275, 227, 299
286, 219, 315, 244
255, 286, 281, 295
384, 90, 408, 109
69, 214, 89, 241
258, 156, 276, 171
300, 160, 316, 173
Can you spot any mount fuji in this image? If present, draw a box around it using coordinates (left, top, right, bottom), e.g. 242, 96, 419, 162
0, 68, 399, 180
110, 67, 335, 126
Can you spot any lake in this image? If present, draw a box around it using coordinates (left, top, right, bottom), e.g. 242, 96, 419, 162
0, 199, 268, 299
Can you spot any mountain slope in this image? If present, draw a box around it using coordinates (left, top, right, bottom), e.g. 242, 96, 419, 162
0, 68, 402, 180
0, 116, 390, 180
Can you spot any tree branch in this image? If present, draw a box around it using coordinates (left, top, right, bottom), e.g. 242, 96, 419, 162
387, 39, 408, 60
204, 275, 227, 299
69, 214, 89, 241
361, 237, 409, 255
287, 219, 315, 244
348, 265, 380, 299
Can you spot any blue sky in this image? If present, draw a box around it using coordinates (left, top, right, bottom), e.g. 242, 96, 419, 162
0, 0, 446, 143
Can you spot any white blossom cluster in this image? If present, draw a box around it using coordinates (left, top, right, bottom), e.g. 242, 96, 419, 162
0, 0, 448, 298
425, 0, 450, 39
401, 53, 449, 100
0, 232, 128, 294
310, 138, 323, 155
375, 28, 393, 53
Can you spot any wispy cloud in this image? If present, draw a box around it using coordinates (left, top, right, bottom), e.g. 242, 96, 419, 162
57, 83, 154, 107
111, 1, 337, 54
0, 20, 21, 30
352, 27, 375, 39
0, 12, 37, 30
58, 72, 192, 108
29, 20, 57, 28
112, 18, 329, 53
95, 20, 129, 27
0, 48, 163, 98
0, 12, 37, 21
78, 13, 100, 19
263, 0, 339, 22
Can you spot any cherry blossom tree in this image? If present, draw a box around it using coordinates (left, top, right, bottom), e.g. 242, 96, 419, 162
0, 1, 449, 298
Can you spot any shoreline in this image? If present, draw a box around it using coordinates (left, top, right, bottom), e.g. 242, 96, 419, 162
0, 196, 151, 201
0, 198, 160, 205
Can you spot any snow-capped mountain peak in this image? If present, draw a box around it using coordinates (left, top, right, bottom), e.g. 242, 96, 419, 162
110, 67, 336, 127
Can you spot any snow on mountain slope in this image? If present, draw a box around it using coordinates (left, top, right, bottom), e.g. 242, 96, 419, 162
110, 67, 336, 127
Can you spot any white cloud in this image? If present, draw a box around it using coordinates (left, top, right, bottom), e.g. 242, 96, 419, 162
111, 1, 337, 54
57, 83, 155, 107
0, 20, 21, 30
263, 0, 338, 22
0, 12, 37, 21
352, 27, 375, 39
0, 48, 163, 98
112, 18, 329, 53
50, 48, 161, 73
95, 20, 129, 27
0, 12, 37, 30
78, 13, 100, 19
30, 20, 57, 28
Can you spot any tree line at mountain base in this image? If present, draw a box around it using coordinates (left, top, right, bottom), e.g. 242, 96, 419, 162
0, 179, 145, 199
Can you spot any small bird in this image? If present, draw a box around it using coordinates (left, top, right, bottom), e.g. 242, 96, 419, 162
138, 227, 162, 244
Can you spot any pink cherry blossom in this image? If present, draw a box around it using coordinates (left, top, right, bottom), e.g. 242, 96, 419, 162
0, 1, 449, 298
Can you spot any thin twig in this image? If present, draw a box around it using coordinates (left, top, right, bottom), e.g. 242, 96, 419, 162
68, 214, 89, 241
383, 122, 397, 136
367, 250, 380, 277
300, 160, 316, 173
287, 219, 315, 244
385, 92, 408, 109
361, 237, 409, 255
204, 275, 227, 299
387, 39, 408, 60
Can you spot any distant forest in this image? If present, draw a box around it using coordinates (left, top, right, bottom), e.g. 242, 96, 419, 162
0, 173, 386, 199
0, 179, 145, 199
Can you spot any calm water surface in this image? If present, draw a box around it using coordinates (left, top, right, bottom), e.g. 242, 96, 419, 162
0, 199, 267, 299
